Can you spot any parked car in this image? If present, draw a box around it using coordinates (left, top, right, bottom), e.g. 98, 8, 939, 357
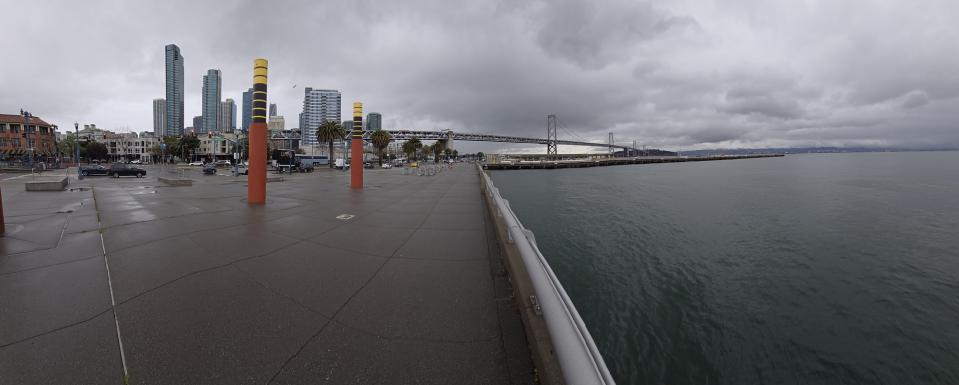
364, 162, 375, 169
189, 161, 204, 166
202, 163, 217, 175
235, 164, 248, 175
214, 160, 232, 167
108, 163, 147, 178
130, 159, 142, 164
382, 163, 393, 169
79, 164, 110, 176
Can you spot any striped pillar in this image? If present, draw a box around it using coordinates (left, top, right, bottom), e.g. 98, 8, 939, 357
351, 102, 364, 189
248, 58, 268, 204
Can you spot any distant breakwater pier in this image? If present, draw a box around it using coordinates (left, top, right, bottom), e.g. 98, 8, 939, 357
483, 154, 784, 170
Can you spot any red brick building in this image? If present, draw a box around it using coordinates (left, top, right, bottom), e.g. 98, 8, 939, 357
0, 113, 58, 160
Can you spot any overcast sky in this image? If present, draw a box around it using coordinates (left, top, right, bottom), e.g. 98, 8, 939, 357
1, 0, 957, 152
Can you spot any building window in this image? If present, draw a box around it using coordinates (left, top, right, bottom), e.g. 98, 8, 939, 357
27, 139, 35, 148
25, 125, 36, 133
10, 124, 20, 133
0, 124, 5, 132
12, 138, 21, 147
40, 126, 49, 134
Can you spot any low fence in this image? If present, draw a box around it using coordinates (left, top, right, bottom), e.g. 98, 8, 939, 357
479, 165, 615, 385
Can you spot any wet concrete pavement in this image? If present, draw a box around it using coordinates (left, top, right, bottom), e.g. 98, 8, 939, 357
0, 165, 534, 384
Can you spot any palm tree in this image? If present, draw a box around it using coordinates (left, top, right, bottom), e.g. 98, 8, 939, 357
370, 129, 392, 166
431, 140, 446, 163
403, 136, 422, 161
316, 120, 346, 168
421, 144, 432, 162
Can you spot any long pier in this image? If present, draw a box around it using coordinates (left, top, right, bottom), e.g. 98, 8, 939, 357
483, 154, 784, 170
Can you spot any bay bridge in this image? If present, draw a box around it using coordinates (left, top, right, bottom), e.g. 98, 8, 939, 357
363, 114, 647, 155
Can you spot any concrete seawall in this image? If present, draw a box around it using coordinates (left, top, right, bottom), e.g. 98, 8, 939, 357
479, 165, 616, 385
484, 154, 783, 170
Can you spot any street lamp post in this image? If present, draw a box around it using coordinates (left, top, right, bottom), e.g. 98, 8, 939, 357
74, 122, 82, 179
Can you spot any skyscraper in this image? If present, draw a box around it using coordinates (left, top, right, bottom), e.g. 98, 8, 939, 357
366, 112, 382, 131
153, 98, 166, 137
201, 69, 221, 134
300, 87, 341, 146
242, 88, 253, 132
269, 103, 278, 117
219, 99, 236, 133
230, 99, 237, 131
193, 116, 203, 134
164, 44, 184, 136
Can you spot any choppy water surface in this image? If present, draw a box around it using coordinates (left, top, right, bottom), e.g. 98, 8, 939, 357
489, 152, 959, 385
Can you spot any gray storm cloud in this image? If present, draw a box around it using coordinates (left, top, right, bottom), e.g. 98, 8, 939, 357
0, 0, 957, 151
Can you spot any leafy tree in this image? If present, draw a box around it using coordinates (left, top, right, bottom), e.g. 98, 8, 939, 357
451, 149, 458, 159
178, 135, 200, 161
316, 120, 346, 168
58, 134, 76, 160
370, 129, 392, 166
86, 141, 108, 161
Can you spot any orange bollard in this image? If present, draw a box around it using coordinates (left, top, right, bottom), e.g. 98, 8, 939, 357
350, 102, 364, 189
0, 187, 5, 235
248, 58, 268, 204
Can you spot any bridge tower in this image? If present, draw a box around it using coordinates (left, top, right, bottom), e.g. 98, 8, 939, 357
546, 114, 558, 158
608, 132, 614, 157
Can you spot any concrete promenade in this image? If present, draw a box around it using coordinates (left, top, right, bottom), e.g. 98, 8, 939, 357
0, 166, 534, 384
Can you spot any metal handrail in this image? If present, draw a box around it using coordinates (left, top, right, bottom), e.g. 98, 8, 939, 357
479, 166, 615, 385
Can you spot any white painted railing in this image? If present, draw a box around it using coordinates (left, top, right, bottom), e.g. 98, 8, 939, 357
480, 168, 616, 385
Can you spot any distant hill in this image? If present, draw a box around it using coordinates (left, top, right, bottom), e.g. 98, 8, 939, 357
677, 147, 958, 156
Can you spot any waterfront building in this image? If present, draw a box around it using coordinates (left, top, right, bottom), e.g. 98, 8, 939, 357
242, 88, 253, 132
153, 98, 166, 137
0, 113, 58, 159
164, 44, 184, 136
219, 99, 236, 133
366, 112, 382, 131
102, 131, 161, 162
268, 116, 285, 132
193, 116, 203, 134
270, 129, 301, 152
201, 69, 222, 134
300, 87, 341, 146
198, 131, 245, 160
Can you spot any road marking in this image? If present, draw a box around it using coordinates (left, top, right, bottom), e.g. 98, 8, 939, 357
335, 214, 355, 220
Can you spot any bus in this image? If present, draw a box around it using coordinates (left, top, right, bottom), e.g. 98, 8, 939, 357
295, 154, 329, 168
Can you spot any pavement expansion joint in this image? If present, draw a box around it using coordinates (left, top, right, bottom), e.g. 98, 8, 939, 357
0, 307, 114, 349
0, 254, 101, 277
326, 319, 502, 345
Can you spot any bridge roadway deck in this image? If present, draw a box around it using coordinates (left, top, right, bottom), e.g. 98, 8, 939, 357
0, 165, 534, 384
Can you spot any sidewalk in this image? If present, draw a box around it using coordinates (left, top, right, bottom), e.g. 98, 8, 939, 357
0, 166, 534, 384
